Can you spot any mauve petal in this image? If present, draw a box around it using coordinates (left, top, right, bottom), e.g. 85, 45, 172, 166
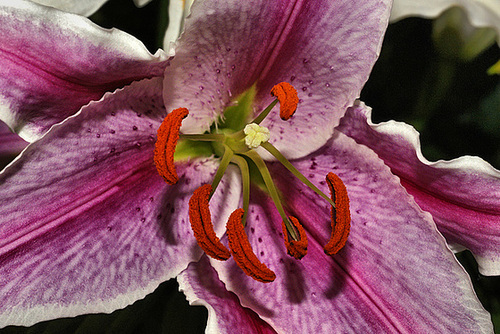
30, 0, 109, 16
178, 256, 277, 334
337, 102, 500, 276
0, 78, 241, 327
210, 132, 492, 333
391, 0, 500, 44
0, 120, 27, 156
163, 0, 391, 159
0, 0, 168, 142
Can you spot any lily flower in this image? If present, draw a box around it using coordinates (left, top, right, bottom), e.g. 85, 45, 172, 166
0, 0, 497, 333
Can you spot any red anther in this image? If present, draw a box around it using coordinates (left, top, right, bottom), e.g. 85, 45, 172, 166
226, 209, 276, 283
282, 216, 308, 259
324, 172, 351, 255
154, 108, 189, 185
188, 184, 231, 260
270, 82, 299, 120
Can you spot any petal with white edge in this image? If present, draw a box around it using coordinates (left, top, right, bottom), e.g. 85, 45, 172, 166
337, 101, 500, 276
178, 256, 277, 334
0, 0, 168, 142
0, 78, 241, 328
210, 132, 492, 333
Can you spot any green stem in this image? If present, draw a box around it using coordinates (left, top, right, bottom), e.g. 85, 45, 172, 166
243, 150, 298, 240
261, 142, 335, 208
231, 155, 250, 226
180, 133, 225, 142
210, 144, 234, 199
251, 99, 278, 124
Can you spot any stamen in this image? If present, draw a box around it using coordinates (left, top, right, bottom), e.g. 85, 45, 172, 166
209, 144, 234, 199
282, 216, 308, 259
261, 142, 335, 208
270, 82, 299, 120
188, 184, 231, 261
231, 155, 250, 226
154, 108, 189, 185
244, 150, 299, 241
324, 172, 351, 255
226, 209, 276, 283
243, 123, 270, 149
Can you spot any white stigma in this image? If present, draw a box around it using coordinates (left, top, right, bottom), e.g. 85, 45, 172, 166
244, 123, 270, 149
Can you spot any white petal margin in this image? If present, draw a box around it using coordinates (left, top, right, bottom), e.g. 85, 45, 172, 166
30, 0, 108, 16
337, 101, 500, 276
0, 0, 168, 142
391, 0, 500, 43
163, 0, 194, 55
29, 0, 153, 16
132, 0, 153, 8
178, 256, 277, 334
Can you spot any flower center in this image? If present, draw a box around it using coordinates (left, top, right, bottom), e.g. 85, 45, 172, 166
154, 82, 350, 283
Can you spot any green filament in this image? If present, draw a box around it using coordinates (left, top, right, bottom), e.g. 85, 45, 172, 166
231, 155, 250, 226
243, 150, 299, 241
261, 142, 335, 208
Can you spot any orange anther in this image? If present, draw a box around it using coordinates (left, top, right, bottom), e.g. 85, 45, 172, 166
270, 82, 298, 120
282, 216, 308, 259
154, 108, 189, 185
324, 172, 351, 255
226, 209, 276, 283
188, 184, 231, 260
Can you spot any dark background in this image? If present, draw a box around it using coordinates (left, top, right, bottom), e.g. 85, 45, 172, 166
2, 0, 499, 332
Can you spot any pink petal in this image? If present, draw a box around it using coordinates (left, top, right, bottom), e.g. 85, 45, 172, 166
163, 0, 391, 159
0, 78, 240, 327
337, 102, 500, 276
178, 256, 277, 334
209, 132, 492, 333
0, 0, 168, 142
0, 120, 27, 157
